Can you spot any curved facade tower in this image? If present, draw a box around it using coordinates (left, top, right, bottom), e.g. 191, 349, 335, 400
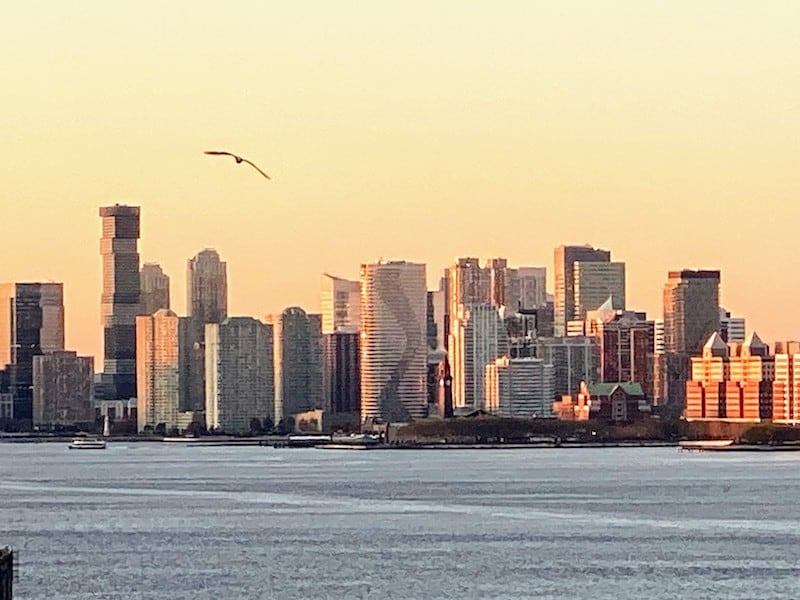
360, 261, 427, 422
99, 204, 141, 401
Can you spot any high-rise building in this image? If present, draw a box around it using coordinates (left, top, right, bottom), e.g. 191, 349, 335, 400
0, 282, 65, 423
449, 303, 509, 410
140, 263, 170, 315
185, 249, 228, 416
360, 260, 427, 422
660, 269, 721, 410
486, 258, 510, 308
136, 309, 196, 433
772, 341, 800, 423
517, 267, 547, 309
685, 332, 773, 420
534, 336, 597, 398
320, 273, 360, 334
428, 289, 447, 351
448, 258, 489, 337
554, 245, 611, 336
654, 319, 665, 354
584, 300, 654, 396
267, 307, 323, 421
572, 262, 626, 321
32, 351, 93, 429
719, 308, 746, 344
663, 270, 720, 355
205, 317, 274, 434
99, 204, 141, 401
484, 356, 555, 418
323, 327, 360, 415
187, 249, 227, 325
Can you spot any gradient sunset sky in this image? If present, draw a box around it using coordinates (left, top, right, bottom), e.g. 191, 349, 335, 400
2, 1, 799, 362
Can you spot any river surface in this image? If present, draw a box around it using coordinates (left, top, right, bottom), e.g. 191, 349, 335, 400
2, 443, 799, 599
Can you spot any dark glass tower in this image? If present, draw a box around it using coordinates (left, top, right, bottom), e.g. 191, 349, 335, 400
0, 282, 65, 424
99, 205, 141, 400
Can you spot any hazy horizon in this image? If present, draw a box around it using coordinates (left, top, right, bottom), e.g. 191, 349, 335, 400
3, 1, 799, 361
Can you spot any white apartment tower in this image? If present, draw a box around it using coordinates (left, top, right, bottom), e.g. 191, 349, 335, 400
360, 261, 427, 422
449, 303, 508, 410
484, 357, 555, 418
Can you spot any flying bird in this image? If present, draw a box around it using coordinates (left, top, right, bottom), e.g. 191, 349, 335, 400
204, 150, 271, 180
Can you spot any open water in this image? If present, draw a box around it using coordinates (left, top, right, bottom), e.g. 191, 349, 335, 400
2, 443, 800, 599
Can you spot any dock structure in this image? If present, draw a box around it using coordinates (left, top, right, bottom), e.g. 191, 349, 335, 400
0, 547, 14, 600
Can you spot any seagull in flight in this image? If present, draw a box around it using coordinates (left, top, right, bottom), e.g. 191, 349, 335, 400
204, 151, 271, 180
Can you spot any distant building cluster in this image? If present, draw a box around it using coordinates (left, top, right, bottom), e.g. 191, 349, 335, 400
1, 205, 773, 434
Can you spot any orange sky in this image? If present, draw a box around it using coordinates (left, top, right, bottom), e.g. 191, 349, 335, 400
2, 1, 799, 362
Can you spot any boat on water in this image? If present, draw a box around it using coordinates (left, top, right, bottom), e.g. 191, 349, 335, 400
317, 433, 382, 450
69, 438, 107, 450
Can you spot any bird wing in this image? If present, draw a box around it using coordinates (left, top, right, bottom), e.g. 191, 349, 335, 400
241, 158, 272, 180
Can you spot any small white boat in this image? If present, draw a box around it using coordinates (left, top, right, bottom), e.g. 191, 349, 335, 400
69, 438, 107, 450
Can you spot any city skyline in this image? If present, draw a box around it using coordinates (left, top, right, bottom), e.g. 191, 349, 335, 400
0, 208, 784, 366
4, 2, 799, 362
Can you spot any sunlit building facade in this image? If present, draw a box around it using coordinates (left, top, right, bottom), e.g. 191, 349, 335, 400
136, 309, 190, 432
773, 341, 800, 423
321, 273, 360, 334
449, 303, 508, 410
360, 261, 427, 422
554, 245, 611, 337
484, 356, 555, 418
140, 263, 170, 315
685, 332, 773, 421
572, 261, 626, 321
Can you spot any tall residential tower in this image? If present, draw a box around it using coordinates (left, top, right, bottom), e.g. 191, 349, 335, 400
140, 263, 170, 315
99, 204, 141, 401
360, 261, 427, 422
187, 249, 227, 324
